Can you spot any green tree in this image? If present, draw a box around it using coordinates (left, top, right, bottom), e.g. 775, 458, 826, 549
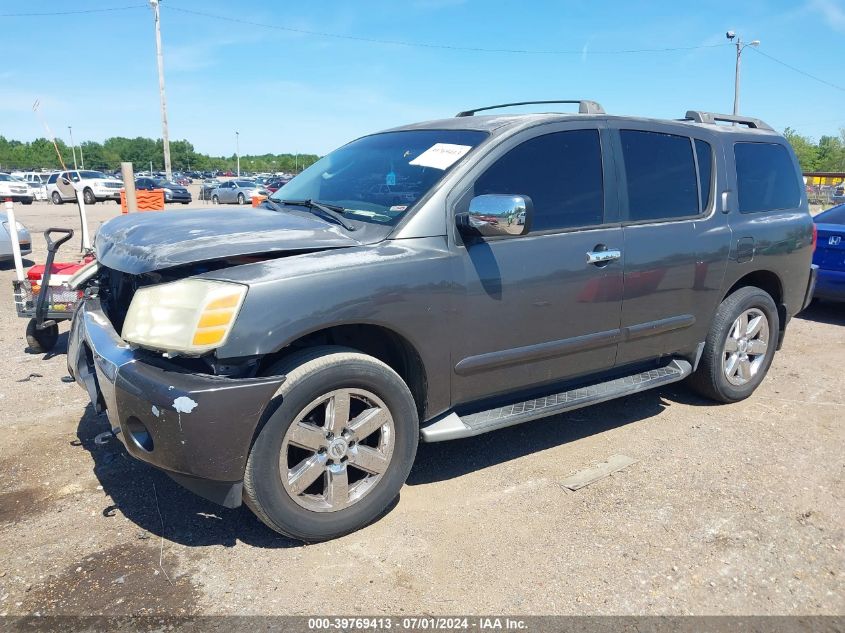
783, 127, 819, 172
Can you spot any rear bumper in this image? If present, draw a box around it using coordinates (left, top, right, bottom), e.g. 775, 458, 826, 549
814, 267, 845, 301
67, 298, 285, 507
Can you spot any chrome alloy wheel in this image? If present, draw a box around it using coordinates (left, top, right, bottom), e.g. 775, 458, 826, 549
280, 388, 395, 512
723, 308, 770, 386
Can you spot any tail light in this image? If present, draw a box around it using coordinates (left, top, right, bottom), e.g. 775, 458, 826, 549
812, 223, 818, 252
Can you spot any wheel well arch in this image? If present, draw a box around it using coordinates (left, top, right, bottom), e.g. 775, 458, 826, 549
258, 323, 429, 420
722, 269, 787, 347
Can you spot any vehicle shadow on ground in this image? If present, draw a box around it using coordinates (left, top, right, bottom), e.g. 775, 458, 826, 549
76, 383, 712, 546
409, 384, 714, 485
796, 300, 844, 326
76, 404, 302, 549
0, 258, 34, 270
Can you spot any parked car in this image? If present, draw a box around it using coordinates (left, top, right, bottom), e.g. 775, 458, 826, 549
264, 177, 290, 193
832, 182, 844, 205
198, 179, 221, 201
0, 173, 33, 204
66, 102, 816, 542
365, 183, 418, 206
46, 170, 123, 205
812, 203, 845, 301
135, 177, 192, 204
210, 179, 266, 204
0, 215, 31, 260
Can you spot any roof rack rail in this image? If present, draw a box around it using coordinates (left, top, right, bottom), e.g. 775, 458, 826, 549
456, 100, 606, 117
684, 110, 773, 131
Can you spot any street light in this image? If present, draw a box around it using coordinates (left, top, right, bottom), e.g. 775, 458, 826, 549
726, 31, 760, 116
235, 131, 240, 177
68, 126, 78, 170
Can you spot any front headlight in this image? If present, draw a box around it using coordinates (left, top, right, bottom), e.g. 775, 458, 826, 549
122, 279, 247, 354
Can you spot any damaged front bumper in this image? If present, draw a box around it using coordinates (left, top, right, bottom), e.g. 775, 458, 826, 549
67, 297, 285, 507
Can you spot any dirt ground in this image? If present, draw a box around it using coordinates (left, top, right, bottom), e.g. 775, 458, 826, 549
0, 195, 843, 617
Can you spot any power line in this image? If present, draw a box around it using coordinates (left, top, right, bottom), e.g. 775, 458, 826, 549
164, 5, 731, 55
0, 4, 146, 17
749, 47, 845, 93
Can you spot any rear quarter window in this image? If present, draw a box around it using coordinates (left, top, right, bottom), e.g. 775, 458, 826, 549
734, 142, 801, 213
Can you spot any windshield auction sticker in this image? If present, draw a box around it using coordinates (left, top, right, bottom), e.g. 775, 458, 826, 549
409, 143, 473, 170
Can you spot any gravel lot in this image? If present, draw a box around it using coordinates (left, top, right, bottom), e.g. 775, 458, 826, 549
0, 196, 843, 617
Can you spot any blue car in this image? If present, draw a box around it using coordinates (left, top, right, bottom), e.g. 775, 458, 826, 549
813, 203, 845, 301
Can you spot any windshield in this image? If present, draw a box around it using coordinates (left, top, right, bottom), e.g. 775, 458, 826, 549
79, 170, 109, 180
270, 129, 488, 224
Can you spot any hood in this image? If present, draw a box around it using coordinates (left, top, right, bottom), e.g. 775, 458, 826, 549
95, 207, 364, 274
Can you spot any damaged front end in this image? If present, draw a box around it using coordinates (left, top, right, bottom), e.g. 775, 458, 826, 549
68, 294, 285, 507
67, 258, 291, 508
65, 206, 374, 505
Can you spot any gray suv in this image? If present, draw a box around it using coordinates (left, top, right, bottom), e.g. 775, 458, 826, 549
66, 101, 817, 541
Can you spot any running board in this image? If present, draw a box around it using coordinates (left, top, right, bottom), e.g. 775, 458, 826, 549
421, 359, 692, 442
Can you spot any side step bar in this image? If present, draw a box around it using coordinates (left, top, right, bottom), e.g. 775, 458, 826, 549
421, 359, 692, 442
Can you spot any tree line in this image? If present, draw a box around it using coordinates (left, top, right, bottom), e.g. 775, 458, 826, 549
1, 129, 844, 175
782, 128, 845, 173
0, 136, 320, 174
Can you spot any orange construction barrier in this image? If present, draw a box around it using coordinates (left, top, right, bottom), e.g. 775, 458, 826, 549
121, 189, 166, 213
251, 194, 267, 207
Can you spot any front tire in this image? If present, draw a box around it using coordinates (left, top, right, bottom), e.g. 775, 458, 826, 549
211, 195, 219, 205
237, 193, 245, 205
688, 286, 779, 403
244, 346, 418, 542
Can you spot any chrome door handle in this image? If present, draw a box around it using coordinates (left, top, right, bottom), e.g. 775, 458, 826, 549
586, 249, 621, 265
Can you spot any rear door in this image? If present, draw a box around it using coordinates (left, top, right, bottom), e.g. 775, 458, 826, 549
608, 123, 732, 366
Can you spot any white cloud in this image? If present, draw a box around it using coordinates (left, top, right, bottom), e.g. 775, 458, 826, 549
809, 0, 845, 32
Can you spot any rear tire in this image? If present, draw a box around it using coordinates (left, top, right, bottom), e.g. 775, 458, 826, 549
243, 346, 418, 542
211, 195, 219, 204
688, 286, 779, 403
26, 319, 59, 353
51, 191, 63, 205
83, 188, 96, 205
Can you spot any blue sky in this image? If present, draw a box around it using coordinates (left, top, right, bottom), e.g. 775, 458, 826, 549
1, 0, 843, 156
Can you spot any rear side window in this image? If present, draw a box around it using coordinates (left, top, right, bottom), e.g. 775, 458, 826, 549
695, 139, 713, 211
734, 142, 800, 213
474, 129, 604, 231
620, 130, 699, 222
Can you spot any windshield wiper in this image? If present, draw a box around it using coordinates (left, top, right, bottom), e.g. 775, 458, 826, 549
275, 198, 357, 231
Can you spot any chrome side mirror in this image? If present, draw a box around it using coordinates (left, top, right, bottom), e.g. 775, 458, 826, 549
457, 194, 534, 238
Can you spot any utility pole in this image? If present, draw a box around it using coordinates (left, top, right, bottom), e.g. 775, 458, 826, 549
68, 126, 78, 170
726, 31, 760, 116
235, 131, 240, 177
150, 0, 172, 181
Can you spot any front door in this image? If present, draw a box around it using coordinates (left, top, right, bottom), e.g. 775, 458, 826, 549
451, 125, 624, 406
